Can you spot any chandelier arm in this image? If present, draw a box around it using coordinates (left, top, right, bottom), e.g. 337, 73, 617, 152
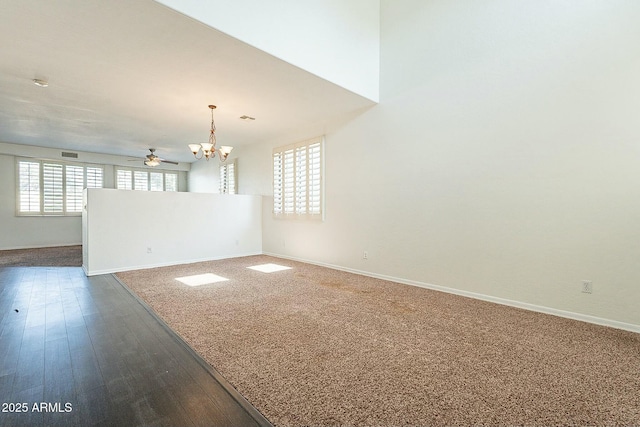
210, 131, 216, 149
209, 115, 217, 150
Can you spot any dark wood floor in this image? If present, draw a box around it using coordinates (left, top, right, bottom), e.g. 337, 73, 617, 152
0, 266, 272, 427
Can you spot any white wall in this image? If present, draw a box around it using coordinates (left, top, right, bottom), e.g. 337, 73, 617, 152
0, 153, 81, 249
188, 154, 235, 193
239, 1, 640, 329
83, 188, 262, 275
155, 0, 380, 101
0, 141, 189, 250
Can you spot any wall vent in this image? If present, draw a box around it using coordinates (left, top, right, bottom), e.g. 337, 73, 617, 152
61, 151, 79, 158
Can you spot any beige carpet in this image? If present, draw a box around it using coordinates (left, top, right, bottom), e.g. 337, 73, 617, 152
0, 245, 82, 267
116, 255, 640, 426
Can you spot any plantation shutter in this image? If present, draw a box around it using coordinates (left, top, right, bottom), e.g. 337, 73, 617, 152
117, 169, 176, 191
133, 171, 148, 191
283, 148, 294, 214
273, 153, 283, 214
43, 163, 63, 213
295, 146, 307, 214
272, 137, 323, 218
86, 167, 103, 188
150, 172, 164, 191
17, 160, 104, 215
65, 165, 84, 212
116, 170, 132, 190
308, 142, 322, 214
18, 161, 40, 213
228, 162, 236, 194
165, 173, 177, 192
219, 162, 236, 194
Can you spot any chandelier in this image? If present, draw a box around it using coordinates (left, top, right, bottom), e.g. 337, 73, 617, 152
188, 105, 233, 161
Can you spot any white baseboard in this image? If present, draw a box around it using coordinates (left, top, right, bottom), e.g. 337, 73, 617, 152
264, 252, 640, 335
1, 243, 81, 251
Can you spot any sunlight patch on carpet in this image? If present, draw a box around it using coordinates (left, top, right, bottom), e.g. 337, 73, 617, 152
175, 273, 229, 287
247, 263, 292, 273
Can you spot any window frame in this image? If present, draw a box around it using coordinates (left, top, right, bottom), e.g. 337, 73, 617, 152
15, 158, 104, 217
219, 159, 237, 194
115, 167, 178, 192
272, 136, 324, 220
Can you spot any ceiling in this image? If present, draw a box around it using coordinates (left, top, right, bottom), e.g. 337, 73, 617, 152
0, 0, 375, 164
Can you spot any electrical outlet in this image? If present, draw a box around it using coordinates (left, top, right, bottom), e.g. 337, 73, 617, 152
363, 251, 368, 260
147, 247, 152, 254
582, 280, 593, 294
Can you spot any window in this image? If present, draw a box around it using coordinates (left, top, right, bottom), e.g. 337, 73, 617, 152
18, 161, 40, 213
65, 165, 84, 213
86, 166, 103, 188
220, 160, 236, 194
133, 171, 148, 191
165, 173, 177, 192
115, 168, 178, 192
116, 170, 132, 190
16, 159, 104, 216
150, 172, 164, 191
43, 163, 63, 213
273, 137, 323, 219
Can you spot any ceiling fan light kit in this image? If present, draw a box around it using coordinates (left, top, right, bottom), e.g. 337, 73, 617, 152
144, 157, 160, 167
189, 105, 233, 162
133, 148, 178, 167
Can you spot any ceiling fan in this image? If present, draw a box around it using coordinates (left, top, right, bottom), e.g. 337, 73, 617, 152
130, 148, 178, 167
